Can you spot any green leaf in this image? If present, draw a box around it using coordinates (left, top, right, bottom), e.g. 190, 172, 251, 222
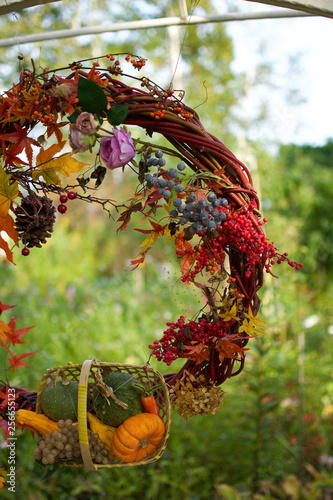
78, 76, 107, 114
68, 110, 80, 124
107, 105, 129, 126
215, 484, 242, 500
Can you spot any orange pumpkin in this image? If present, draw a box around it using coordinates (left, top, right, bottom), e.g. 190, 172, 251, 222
111, 413, 165, 463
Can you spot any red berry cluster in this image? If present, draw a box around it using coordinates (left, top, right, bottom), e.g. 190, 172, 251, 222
0, 402, 19, 413
176, 204, 302, 281
149, 315, 232, 365
57, 191, 76, 214
22, 191, 77, 256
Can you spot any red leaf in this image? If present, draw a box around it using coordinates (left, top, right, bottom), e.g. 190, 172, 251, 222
0, 124, 40, 167
6, 317, 34, 346
8, 352, 36, 371
0, 418, 9, 442
0, 302, 15, 316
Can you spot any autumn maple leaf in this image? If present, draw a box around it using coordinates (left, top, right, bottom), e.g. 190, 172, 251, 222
0, 166, 19, 219
216, 335, 250, 364
0, 386, 18, 406
218, 303, 240, 322
0, 467, 7, 489
0, 124, 40, 167
184, 342, 210, 365
239, 308, 269, 336
0, 321, 13, 356
0, 302, 15, 316
8, 352, 36, 372
6, 317, 34, 346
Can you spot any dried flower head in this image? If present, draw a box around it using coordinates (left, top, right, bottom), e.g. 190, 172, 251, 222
170, 370, 226, 420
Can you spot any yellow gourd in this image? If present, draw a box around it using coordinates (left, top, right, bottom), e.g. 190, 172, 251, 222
87, 412, 117, 459
15, 409, 60, 435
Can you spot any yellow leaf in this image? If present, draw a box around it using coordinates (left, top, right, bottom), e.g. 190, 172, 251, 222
32, 152, 89, 185
239, 309, 270, 336
218, 303, 240, 322
0, 320, 13, 355
0, 165, 19, 218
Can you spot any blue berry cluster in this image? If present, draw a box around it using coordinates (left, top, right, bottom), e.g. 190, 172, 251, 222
171, 192, 229, 235
144, 150, 186, 200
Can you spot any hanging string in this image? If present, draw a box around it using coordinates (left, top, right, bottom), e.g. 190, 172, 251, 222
168, 0, 201, 91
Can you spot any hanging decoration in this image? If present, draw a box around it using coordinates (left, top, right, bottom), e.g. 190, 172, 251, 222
0, 54, 302, 468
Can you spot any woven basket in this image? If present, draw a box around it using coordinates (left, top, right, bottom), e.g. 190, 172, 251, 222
36, 359, 171, 470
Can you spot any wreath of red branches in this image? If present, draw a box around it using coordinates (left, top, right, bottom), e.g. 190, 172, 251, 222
0, 54, 301, 424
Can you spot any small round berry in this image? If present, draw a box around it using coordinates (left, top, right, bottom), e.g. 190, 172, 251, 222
163, 190, 172, 199
158, 158, 166, 167
59, 194, 68, 203
157, 178, 167, 188
186, 202, 195, 211
221, 198, 228, 207
167, 180, 175, 189
145, 173, 153, 182
170, 209, 179, 218
175, 184, 184, 193
155, 150, 163, 158
177, 162, 186, 171
68, 191, 76, 200
207, 192, 217, 202
14, 402, 20, 411
22, 248, 30, 256
58, 204, 67, 214
188, 193, 196, 202
0, 403, 6, 412
147, 177, 158, 188
173, 198, 182, 208
179, 216, 188, 225
167, 168, 179, 179
197, 199, 207, 208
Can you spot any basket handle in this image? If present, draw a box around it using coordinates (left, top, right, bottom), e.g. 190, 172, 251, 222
78, 358, 96, 471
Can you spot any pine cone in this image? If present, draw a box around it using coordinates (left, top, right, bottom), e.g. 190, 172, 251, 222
14, 194, 56, 248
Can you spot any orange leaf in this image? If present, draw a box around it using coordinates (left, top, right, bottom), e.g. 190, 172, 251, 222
0, 321, 13, 356
183, 342, 210, 365
0, 213, 19, 264
36, 140, 66, 165
216, 336, 250, 364
0, 166, 19, 218
33, 150, 89, 185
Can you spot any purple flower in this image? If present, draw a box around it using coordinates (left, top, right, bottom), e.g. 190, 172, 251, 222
100, 127, 135, 170
76, 112, 99, 135
69, 127, 91, 153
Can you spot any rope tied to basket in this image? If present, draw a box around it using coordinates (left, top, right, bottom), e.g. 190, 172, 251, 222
94, 369, 128, 409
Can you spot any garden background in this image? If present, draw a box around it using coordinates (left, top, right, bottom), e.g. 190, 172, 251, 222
0, 0, 332, 498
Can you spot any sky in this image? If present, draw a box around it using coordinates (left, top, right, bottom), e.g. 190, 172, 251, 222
222, 1, 333, 147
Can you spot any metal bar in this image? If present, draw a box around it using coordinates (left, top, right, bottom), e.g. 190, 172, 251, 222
178, 0, 189, 21
0, 9, 314, 48
245, 0, 333, 18
0, 0, 60, 16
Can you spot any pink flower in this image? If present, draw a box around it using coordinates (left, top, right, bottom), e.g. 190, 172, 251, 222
76, 112, 99, 135
69, 127, 91, 153
100, 127, 135, 170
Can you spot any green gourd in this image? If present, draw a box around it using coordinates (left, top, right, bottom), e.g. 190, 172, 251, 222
40, 379, 79, 421
92, 372, 144, 427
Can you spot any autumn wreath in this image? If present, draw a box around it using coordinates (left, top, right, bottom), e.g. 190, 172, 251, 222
0, 54, 301, 431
